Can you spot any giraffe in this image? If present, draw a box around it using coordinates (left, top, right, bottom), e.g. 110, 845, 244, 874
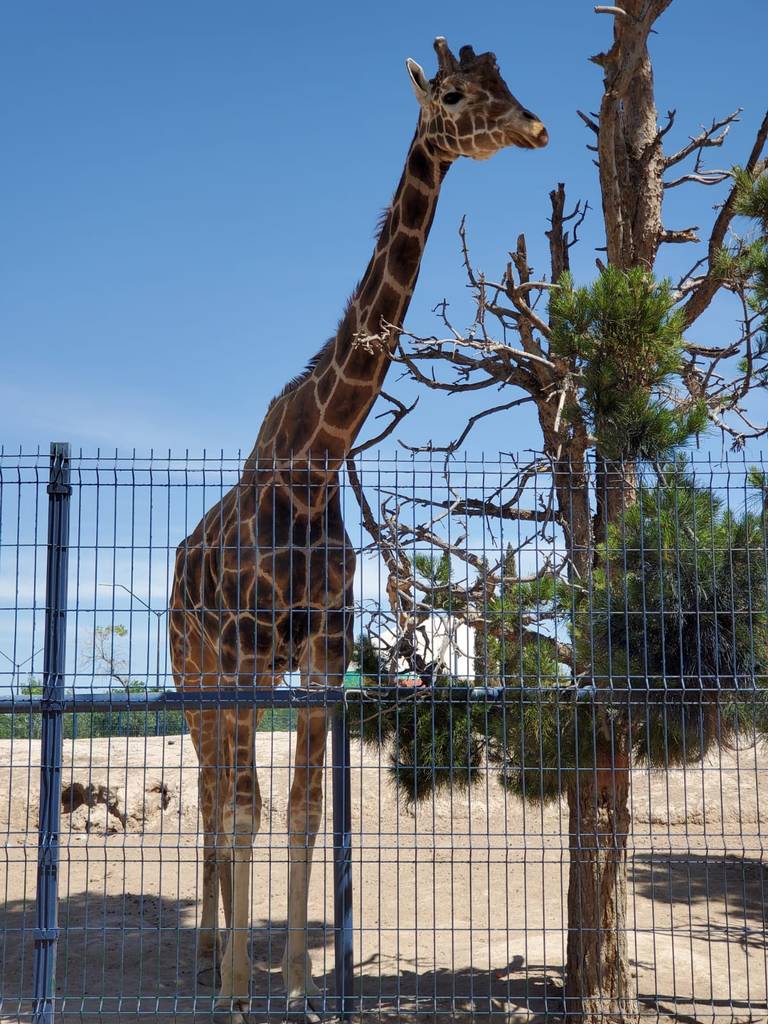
169, 37, 547, 1023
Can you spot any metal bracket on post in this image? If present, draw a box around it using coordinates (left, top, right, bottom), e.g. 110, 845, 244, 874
32, 443, 71, 1024
332, 703, 354, 1017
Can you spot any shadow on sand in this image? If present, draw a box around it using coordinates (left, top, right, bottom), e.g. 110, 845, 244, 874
1, 851, 766, 1021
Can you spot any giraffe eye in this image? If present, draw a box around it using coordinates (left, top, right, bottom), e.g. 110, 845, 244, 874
442, 91, 464, 106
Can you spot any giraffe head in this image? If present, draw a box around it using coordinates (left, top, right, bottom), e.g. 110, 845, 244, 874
406, 37, 548, 160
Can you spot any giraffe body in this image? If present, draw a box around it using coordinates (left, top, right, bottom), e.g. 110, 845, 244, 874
169, 37, 547, 1022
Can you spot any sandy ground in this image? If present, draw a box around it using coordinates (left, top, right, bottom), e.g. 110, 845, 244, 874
1, 732, 766, 1023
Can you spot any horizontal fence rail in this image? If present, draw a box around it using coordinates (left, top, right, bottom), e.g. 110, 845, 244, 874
0, 445, 766, 1022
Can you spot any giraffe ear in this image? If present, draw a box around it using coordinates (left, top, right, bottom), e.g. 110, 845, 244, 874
405, 58, 429, 105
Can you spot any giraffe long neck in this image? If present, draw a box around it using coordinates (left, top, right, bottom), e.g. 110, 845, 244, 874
347, 133, 449, 357
254, 131, 450, 464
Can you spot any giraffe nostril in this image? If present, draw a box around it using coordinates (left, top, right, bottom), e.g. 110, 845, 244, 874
522, 110, 537, 121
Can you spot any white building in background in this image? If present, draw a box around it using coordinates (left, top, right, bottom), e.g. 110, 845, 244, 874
370, 612, 475, 681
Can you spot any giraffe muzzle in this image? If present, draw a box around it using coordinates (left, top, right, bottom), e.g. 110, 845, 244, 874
506, 119, 548, 150
531, 122, 549, 147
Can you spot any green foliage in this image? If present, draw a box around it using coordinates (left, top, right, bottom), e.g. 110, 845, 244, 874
747, 466, 768, 507
388, 690, 486, 803
483, 544, 582, 804
737, 166, 768, 359
414, 551, 460, 612
486, 686, 577, 804
487, 564, 569, 680
414, 551, 452, 584
733, 165, 768, 227
0, 703, 296, 739
351, 548, 572, 804
493, 465, 768, 798
587, 464, 766, 679
100, 624, 128, 638
350, 634, 386, 682
354, 465, 768, 804
714, 167, 768, 388
348, 686, 486, 804
712, 238, 767, 291
0, 700, 188, 740
257, 707, 297, 732
583, 461, 768, 763
549, 267, 707, 458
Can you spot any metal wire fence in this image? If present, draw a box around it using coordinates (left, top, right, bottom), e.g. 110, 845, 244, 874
0, 444, 766, 1022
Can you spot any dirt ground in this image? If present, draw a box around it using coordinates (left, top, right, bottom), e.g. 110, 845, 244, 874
1, 732, 766, 1023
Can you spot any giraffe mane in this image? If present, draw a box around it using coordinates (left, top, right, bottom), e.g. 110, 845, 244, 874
266, 142, 412, 413
267, 345, 329, 408
374, 204, 391, 237
267, 279, 367, 411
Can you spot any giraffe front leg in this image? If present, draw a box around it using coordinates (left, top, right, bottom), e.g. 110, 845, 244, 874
196, 767, 227, 989
283, 706, 327, 1021
214, 846, 253, 1023
214, 764, 261, 1024
197, 832, 223, 988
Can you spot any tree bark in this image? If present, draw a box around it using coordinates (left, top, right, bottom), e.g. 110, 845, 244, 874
593, 457, 638, 548
565, 729, 637, 1024
595, 1, 671, 271
553, 452, 594, 581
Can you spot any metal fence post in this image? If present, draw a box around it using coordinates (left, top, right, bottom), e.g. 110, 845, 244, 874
332, 702, 353, 1017
32, 443, 71, 1024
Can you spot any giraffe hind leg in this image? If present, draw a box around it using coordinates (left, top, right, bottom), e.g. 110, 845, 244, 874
282, 610, 353, 1020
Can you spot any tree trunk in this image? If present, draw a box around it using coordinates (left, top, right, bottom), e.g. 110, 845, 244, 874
593, 457, 638, 548
553, 452, 594, 581
565, 726, 637, 1023
567, 453, 638, 1021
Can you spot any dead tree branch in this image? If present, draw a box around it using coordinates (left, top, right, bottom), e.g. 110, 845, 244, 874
665, 110, 742, 169
659, 226, 700, 244
349, 390, 418, 457
681, 108, 768, 327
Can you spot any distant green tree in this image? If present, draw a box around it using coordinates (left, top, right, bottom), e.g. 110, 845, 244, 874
350, 635, 385, 682
413, 551, 455, 612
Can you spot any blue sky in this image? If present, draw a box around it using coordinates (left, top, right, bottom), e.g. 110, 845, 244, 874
1, 0, 766, 458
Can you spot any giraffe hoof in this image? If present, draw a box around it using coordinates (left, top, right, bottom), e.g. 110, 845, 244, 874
286, 996, 325, 1023
212, 1000, 250, 1023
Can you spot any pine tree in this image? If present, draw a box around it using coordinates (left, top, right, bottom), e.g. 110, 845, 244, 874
549, 268, 708, 464
347, 5, 768, 1018
354, 267, 767, 1018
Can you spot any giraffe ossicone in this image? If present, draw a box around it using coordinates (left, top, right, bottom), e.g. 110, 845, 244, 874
169, 36, 547, 1023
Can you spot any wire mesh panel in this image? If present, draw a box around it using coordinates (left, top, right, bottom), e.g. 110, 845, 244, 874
0, 453, 50, 1021
0, 447, 766, 1022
